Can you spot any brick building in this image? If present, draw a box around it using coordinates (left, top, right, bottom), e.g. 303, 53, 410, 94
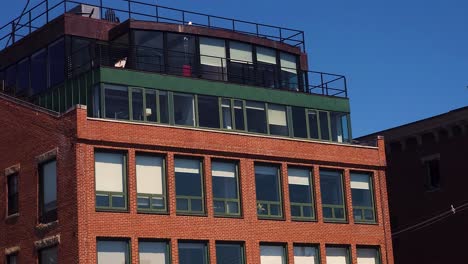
0, 1, 393, 263
357, 107, 468, 264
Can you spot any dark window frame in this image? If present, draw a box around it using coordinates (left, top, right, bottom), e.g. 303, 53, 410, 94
178, 240, 209, 264
211, 159, 242, 217
136, 153, 168, 214
259, 242, 288, 264
356, 246, 382, 264
255, 163, 284, 219
351, 171, 377, 224
175, 157, 206, 215
138, 239, 171, 264
96, 238, 131, 264
215, 241, 246, 264
320, 169, 347, 223
38, 159, 57, 223
7, 173, 19, 216
325, 245, 351, 264
288, 166, 316, 221
293, 243, 321, 264
38, 245, 58, 264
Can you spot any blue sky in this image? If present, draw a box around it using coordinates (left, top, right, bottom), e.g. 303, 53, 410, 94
1, 0, 467, 137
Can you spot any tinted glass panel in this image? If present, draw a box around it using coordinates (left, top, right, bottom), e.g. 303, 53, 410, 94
31, 49, 47, 94
292, 107, 307, 138
97, 240, 129, 264
139, 241, 168, 264
7, 174, 18, 215
5, 65, 16, 93
104, 85, 129, 120
132, 88, 144, 121
320, 170, 344, 205
16, 59, 29, 95
71, 38, 91, 76
48, 38, 65, 87
307, 110, 319, 139
198, 95, 220, 128
268, 104, 288, 136
167, 33, 196, 76
331, 112, 349, 143
216, 243, 244, 264
319, 111, 330, 140
159, 91, 169, 123
234, 100, 245, 130
179, 242, 207, 264
174, 93, 195, 126
40, 160, 57, 223
39, 247, 57, 264
246, 101, 267, 133
260, 245, 285, 264
255, 165, 280, 202
212, 161, 238, 199
294, 246, 319, 264
200, 37, 226, 81
222, 99, 233, 129
134, 30, 164, 72
145, 90, 157, 122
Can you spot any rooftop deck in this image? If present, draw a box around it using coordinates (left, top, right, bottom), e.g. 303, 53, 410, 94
0, 0, 306, 50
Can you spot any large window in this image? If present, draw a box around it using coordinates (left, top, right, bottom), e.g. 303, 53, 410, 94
174, 93, 195, 126
31, 48, 47, 95
234, 100, 246, 130
331, 112, 350, 143
48, 38, 65, 88
326, 246, 349, 264
178, 242, 208, 264
246, 101, 267, 134
200, 37, 227, 81
307, 110, 319, 139
255, 165, 282, 218
39, 246, 58, 264
280, 52, 298, 90
221, 99, 233, 129
268, 104, 288, 136
357, 247, 380, 264
4, 64, 16, 93
134, 30, 164, 72
216, 242, 244, 264
95, 152, 127, 210
159, 91, 170, 124
228, 41, 254, 85
320, 170, 346, 222
288, 167, 315, 220
260, 244, 286, 264
212, 161, 240, 216
351, 172, 376, 223
7, 173, 19, 216
39, 160, 57, 223
136, 155, 166, 212
16, 58, 30, 95
175, 158, 204, 214
198, 95, 220, 128
319, 111, 331, 140
166, 33, 196, 76
139, 241, 169, 264
292, 107, 307, 138
104, 85, 129, 120
97, 240, 129, 264
294, 245, 319, 264
71, 38, 91, 76
256, 47, 278, 88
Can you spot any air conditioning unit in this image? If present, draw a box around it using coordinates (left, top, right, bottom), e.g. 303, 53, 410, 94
69, 4, 101, 20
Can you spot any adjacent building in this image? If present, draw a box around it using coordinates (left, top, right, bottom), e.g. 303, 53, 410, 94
0, 1, 393, 263
357, 107, 468, 264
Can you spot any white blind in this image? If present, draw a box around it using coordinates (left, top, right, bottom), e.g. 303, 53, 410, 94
136, 156, 164, 195
95, 152, 124, 192
294, 246, 317, 264
357, 248, 378, 264
139, 242, 167, 264
280, 52, 297, 73
175, 159, 200, 174
257, 47, 277, 64
200, 37, 226, 67
288, 168, 310, 186
246, 101, 265, 110
326, 247, 348, 264
97, 241, 127, 264
230, 41, 253, 63
268, 104, 287, 126
260, 245, 284, 264
212, 161, 236, 178
351, 174, 370, 190
43, 160, 57, 205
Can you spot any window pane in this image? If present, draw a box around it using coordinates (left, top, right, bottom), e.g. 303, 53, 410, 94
320, 170, 344, 206
257, 47, 277, 64
319, 111, 330, 140
200, 37, 226, 81
230, 41, 253, 63
255, 165, 280, 202
31, 49, 47, 95
229, 41, 254, 85
175, 158, 202, 197
294, 246, 318, 264
145, 90, 157, 122
97, 240, 128, 264
39, 246, 58, 264
139, 241, 167, 264
288, 168, 312, 204
179, 242, 207, 264
7, 174, 18, 215
198, 95, 220, 128
246, 101, 267, 134
95, 152, 125, 193
326, 247, 349, 264
104, 85, 129, 120
174, 93, 195, 126
268, 104, 288, 136
222, 99, 233, 129
7, 254, 17, 264
216, 243, 244, 264
260, 245, 285, 264
48, 38, 65, 87
136, 155, 164, 195
357, 248, 379, 264
212, 161, 238, 199
351, 173, 373, 207
16, 58, 30, 95
71, 38, 91, 76
292, 107, 307, 138
41, 160, 57, 219
132, 88, 144, 121
134, 30, 164, 72
280, 52, 298, 90
159, 91, 169, 124
234, 100, 245, 130
4, 65, 16, 94
167, 33, 196, 77
307, 110, 319, 139
331, 112, 349, 143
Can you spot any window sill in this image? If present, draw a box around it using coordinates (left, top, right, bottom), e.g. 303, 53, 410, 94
258, 216, 285, 221
354, 221, 378, 225
323, 219, 348, 224
35, 220, 59, 233
291, 218, 317, 222
214, 214, 243, 219
137, 210, 169, 215
5, 213, 20, 221
96, 208, 129, 213
176, 212, 207, 217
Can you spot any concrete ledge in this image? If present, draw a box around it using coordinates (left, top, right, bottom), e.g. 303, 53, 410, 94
5, 246, 20, 255
34, 234, 60, 250
4, 164, 20, 176
36, 148, 58, 164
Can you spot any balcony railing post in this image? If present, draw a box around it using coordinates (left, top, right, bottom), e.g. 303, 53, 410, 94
320, 73, 324, 95
182, 11, 185, 24
208, 16, 211, 27
128, 0, 132, 19
156, 6, 159, 22
29, 11, 32, 34
11, 22, 15, 44
100, 0, 103, 19
46, 0, 49, 23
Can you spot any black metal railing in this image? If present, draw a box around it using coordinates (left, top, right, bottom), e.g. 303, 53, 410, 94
67, 42, 347, 97
0, 0, 305, 50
